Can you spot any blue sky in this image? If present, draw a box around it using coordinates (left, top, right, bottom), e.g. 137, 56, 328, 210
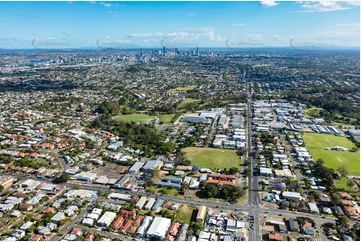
0, 1, 359, 49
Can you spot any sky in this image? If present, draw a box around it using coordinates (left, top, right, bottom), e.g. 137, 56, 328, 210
0, 0, 359, 49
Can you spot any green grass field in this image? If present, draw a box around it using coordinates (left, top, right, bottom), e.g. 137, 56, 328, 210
182, 147, 241, 169
173, 205, 195, 224
168, 86, 196, 93
334, 177, 358, 193
177, 98, 201, 109
113, 113, 154, 123
303, 107, 326, 119
159, 114, 176, 124
303, 133, 360, 175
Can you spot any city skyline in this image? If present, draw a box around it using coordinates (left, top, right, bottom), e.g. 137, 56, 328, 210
0, 1, 360, 49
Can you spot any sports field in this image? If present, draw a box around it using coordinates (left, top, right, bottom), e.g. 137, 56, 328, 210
159, 114, 176, 124
113, 114, 154, 123
168, 86, 196, 93
177, 98, 201, 109
182, 147, 240, 169
303, 133, 360, 176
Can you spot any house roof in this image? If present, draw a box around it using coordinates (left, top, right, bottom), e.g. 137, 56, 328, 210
269, 233, 283, 241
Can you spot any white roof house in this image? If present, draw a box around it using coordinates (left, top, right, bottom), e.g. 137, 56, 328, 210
283, 191, 303, 201
308, 202, 320, 213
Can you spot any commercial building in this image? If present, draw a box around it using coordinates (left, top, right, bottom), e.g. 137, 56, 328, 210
181, 115, 209, 124
0, 175, 16, 189
135, 196, 147, 209
152, 199, 164, 212
51, 212, 66, 223
107, 193, 132, 202
97, 211, 117, 227
196, 206, 207, 222
143, 159, 163, 172
144, 198, 156, 210
288, 219, 299, 232
129, 162, 145, 174
177, 224, 189, 241
136, 216, 153, 237
72, 172, 97, 181
205, 174, 236, 188
82, 218, 94, 227
146, 217, 172, 240
282, 191, 303, 201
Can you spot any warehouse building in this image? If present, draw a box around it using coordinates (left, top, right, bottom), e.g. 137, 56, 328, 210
72, 172, 97, 181
146, 217, 172, 240
107, 193, 132, 202
129, 162, 145, 174
136, 216, 153, 237
144, 198, 156, 210
152, 199, 164, 212
97, 211, 117, 227
143, 159, 163, 172
135, 196, 147, 209
177, 224, 189, 241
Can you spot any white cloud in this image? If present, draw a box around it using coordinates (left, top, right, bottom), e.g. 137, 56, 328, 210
260, 0, 279, 7
108, 11, 118, 17
232, 23, 245, 26
128, 28, 225, 44
103, 3, 112, 7
297, 1, 359, 12
165, 23, 186, 27
188, 13, 195, 16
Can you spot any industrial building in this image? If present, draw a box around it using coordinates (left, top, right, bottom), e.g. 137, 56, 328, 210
97, 211, 117, 227
136, 216, 153, 237
0, 175, 16, 189
146, 217, 172, 240
144, 198, 156, 210
181, 115, 209, 124
143, 159, 163, 172
72, 172, 97, 181
108, 193, 132, 201
152, 199, 164, 212
128, 162, 145, 174
135, 196, 147, 209
176, 224, 189, 241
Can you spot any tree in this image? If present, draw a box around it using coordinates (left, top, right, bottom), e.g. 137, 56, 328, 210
0, 185, 4, 193
337, 216, 349, 227
228, 167, 240, 175
145, 179, 154, 188
59, 173, 70, 182
98, 189, 105, 197
331, 194, 341, 206
347, 180, 354, 190
337, 166, 349, 177
202, 184, 218, 198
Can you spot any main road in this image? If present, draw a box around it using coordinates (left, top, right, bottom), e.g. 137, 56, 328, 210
246, 80, 261, 241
